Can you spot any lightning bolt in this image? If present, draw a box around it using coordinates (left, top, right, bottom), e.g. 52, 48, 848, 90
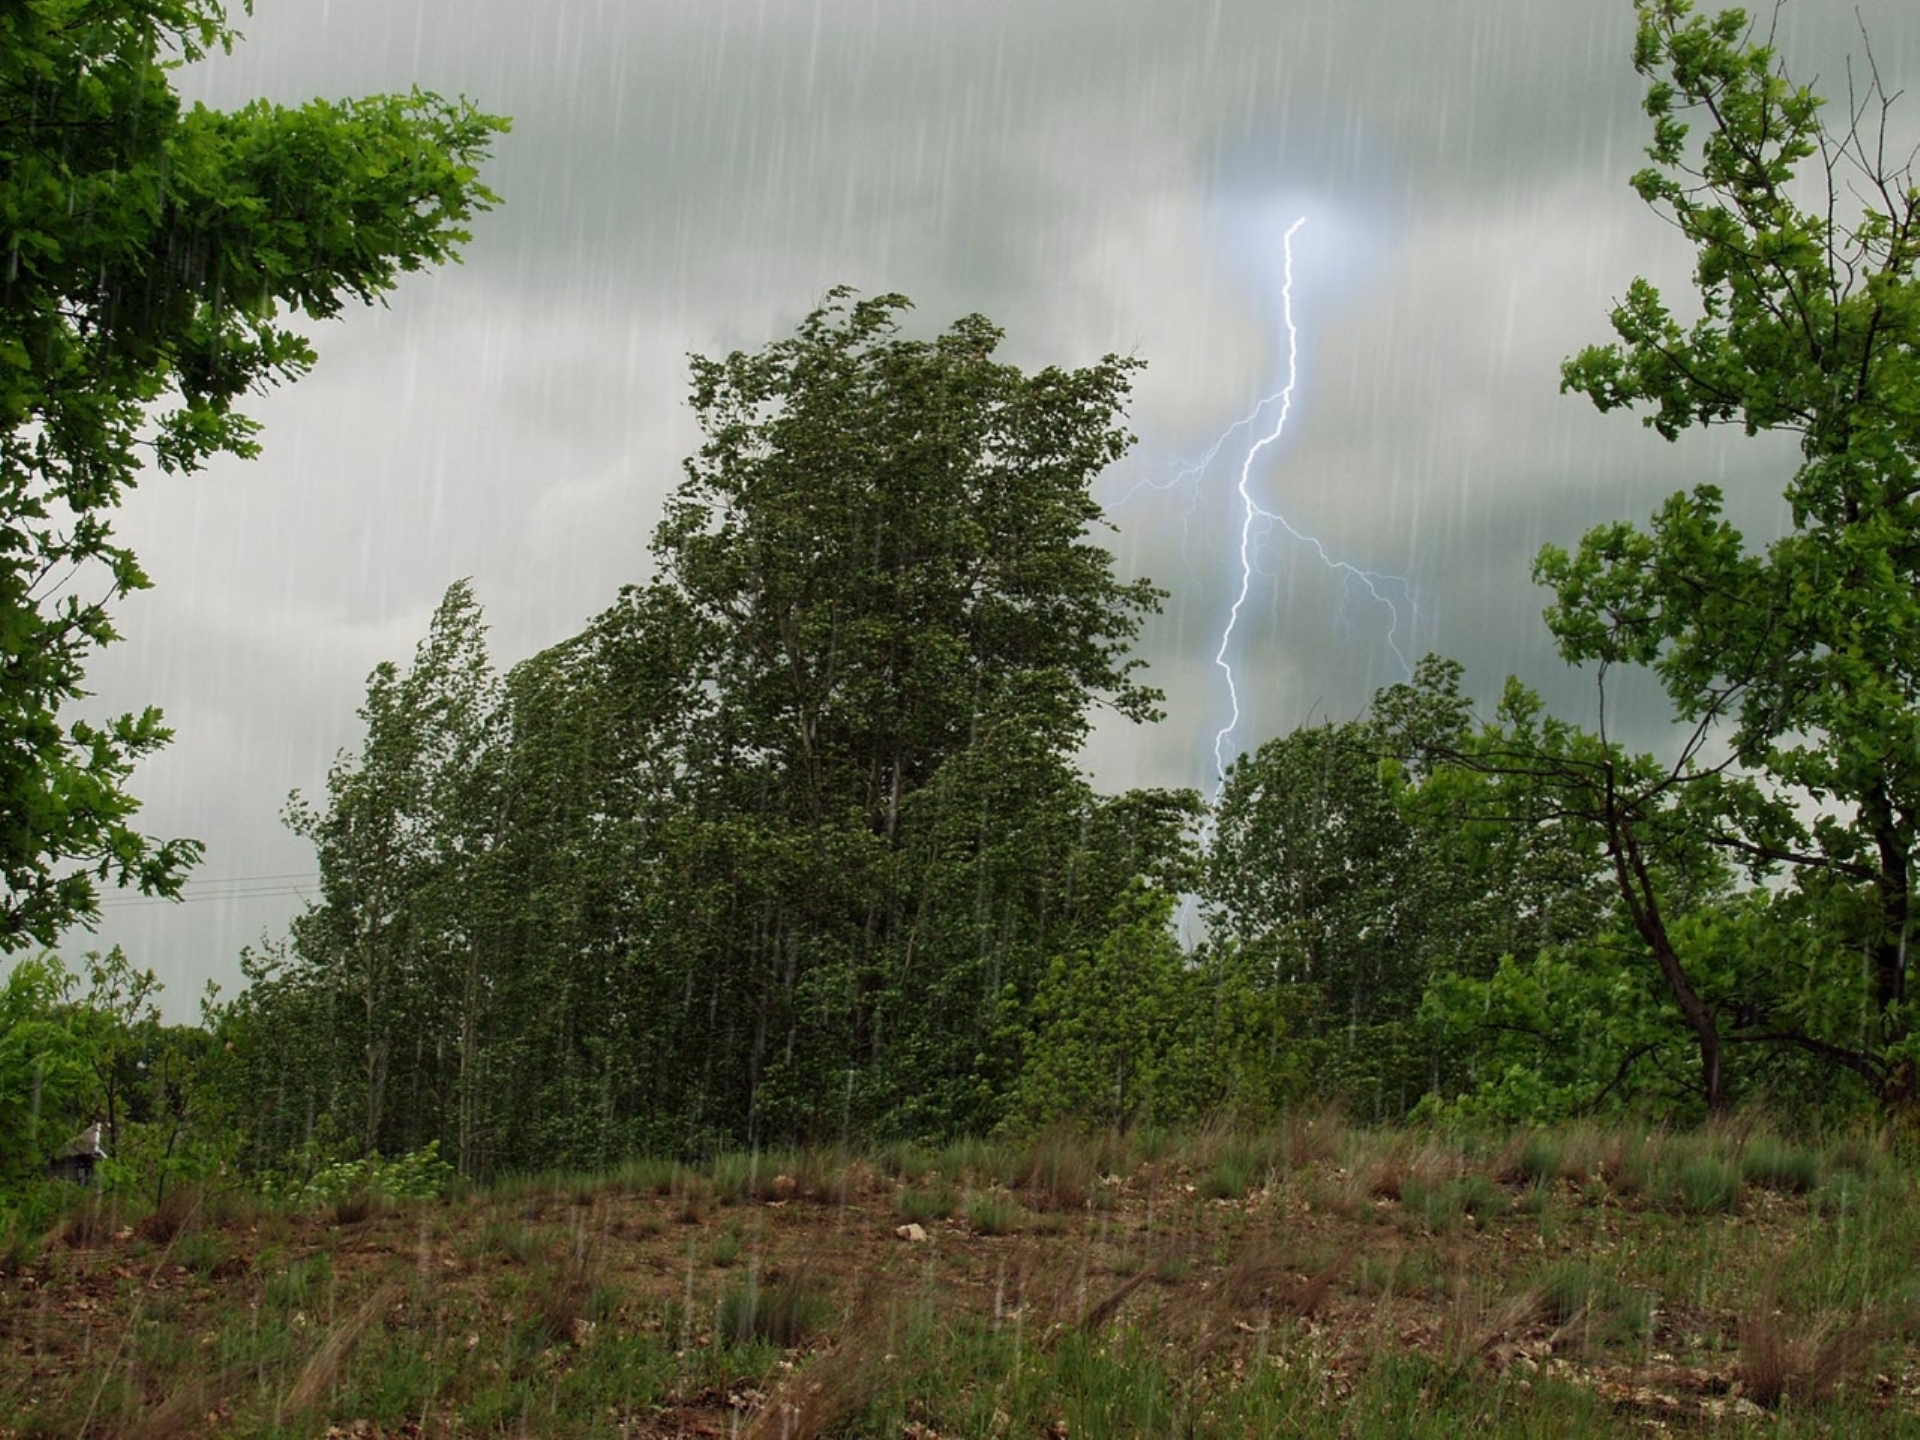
1204, 216, 1417, 788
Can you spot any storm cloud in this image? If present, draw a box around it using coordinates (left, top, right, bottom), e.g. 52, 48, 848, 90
80, 0, 1920, 1010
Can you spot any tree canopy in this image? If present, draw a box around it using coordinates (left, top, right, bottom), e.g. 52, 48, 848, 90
25, 0, 1920, 1190
241, 295, 1204, 1174
0, 0, 506, 948
1537, 0, 1920, 1107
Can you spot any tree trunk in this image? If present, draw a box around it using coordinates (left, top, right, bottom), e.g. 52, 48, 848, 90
1604, 787, 1726, 1112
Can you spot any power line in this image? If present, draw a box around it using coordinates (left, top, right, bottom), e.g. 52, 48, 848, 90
92, 871, 319, 910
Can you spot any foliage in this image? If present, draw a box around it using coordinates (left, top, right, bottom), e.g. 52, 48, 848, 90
1204, 658, 1613, 1120
1541, 0, 1920, 1107
0, 0, 506, 947
1012, 885, 1290, 1131
0, 955, 92, 1182
0, 946, 232, 1200
1419, 945, 1688, 1126
282, 580, 502, 1161
244, 293, 1198, 1173
288, 1140, 456, 1208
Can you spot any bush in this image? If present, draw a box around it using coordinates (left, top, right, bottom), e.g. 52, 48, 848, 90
292, 1141, 457, 1213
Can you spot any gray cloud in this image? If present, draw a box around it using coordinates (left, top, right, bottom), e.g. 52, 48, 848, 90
72, 0, 1920, 1011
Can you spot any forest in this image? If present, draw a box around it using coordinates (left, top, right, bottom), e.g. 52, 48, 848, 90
5, 0, 1920, 1201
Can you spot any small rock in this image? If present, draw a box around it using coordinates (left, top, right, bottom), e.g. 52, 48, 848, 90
895, 1223, 928, 1243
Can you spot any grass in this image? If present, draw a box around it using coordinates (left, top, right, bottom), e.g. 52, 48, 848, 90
894, 1181, 955, 1224
1677, 1152, 1743, 1214
708, 1228, 744, 1267
1743, 1137, 1823, 1194
720, 1269, 832, 1347
5, 1118, 1920, 1435
1199, 1141, 1267, 1200
963, 1190, 1022, 1236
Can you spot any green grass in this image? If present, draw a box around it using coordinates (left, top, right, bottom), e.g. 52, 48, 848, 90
11, 1115, 1920, 1436
1743, 1137, 1823, 1194
964, 1191, 1022, 1235
895, 1181, 956, 1224
1677, 1152, 1743, 1214
1200, 1143, 1266, 1200
719, 1270, 831, 1347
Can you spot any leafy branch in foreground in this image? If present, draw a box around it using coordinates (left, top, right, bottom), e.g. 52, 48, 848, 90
0, 0, 507, 947
1475, 0, 1920, 1111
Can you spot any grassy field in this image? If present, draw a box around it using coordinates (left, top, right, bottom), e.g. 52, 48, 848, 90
4, 1116, 1920, 1437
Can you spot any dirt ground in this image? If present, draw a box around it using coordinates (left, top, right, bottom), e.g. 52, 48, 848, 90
3, 1144, 1918, 1436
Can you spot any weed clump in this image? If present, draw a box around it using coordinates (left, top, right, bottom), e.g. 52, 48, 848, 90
894, 1183, 955, 1224
1020, 1129, 1097, 1210
1676, 1154, 1741, 1215
1739, 1275, 1892, 1409
1497, 1133, 1564, 1188
1741, 1140, 1820, 1195
721, 1271, 831, 1348
964, 1192, 1021, 1236
1200, 1147, 1262, 1201
1532, 1260, 1652, 1349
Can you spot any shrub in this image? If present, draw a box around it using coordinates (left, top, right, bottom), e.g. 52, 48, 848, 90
296, 1141, 456, 1215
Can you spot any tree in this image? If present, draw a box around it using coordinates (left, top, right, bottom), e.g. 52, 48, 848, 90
0, 954, 92, 1184
1543, 0, 1920, 1105
1009, 880, 1293, 1132
0, 1, 506, 948
1204, 658, 1613, 1117
640, 290, 1181, 1142
248, 293, 1196, 1165
283, 580, 501, 1160
1414, 679, 1738, 1118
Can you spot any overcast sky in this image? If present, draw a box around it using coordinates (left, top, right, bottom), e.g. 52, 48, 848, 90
72, 0, 1920, 1015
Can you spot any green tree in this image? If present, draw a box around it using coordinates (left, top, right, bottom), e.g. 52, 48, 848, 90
1015, 885, 1290, 1131
1545, 0, 1920, 1105
1205, 658, 1613, 1117
1413, 680, 1740, 1119
0, 954, 92, 1183
639, 290, 1181, 1143
283, 580, 502, 1159
0, 1, 505, 948
253, 293, 1192, 1165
